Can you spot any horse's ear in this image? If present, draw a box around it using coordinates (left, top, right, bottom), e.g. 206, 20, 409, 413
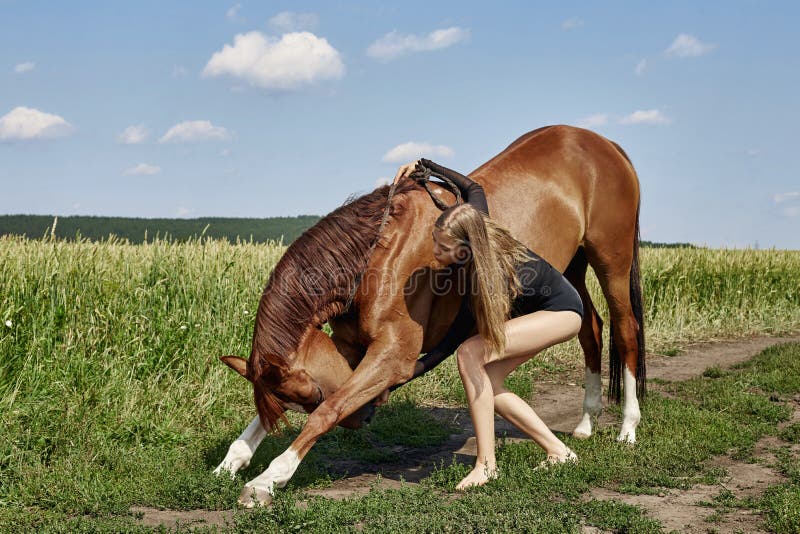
220, 355, 251, 381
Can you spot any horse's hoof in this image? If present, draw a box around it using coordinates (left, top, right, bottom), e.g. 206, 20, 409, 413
572, 430, 591, 440
616, 431, 636, 445
238, 485, 273, 508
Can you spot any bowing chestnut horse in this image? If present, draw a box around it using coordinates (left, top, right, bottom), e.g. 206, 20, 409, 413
214, 125, 645, 506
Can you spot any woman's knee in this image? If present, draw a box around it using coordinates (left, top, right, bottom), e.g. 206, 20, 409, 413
457, 337, 485, 371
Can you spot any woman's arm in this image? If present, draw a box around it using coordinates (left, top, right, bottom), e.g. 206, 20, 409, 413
419, 159, 489, 215
392, 159, 489, 215
389, 295, 476, 390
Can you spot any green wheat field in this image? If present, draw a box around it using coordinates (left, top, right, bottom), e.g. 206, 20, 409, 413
1, 235, 799, 532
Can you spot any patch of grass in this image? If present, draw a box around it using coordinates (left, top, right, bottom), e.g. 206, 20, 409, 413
368, 400, 453, 447
580, 499, 662, 533
696, 488, 757, 516
616, 484, 666, 496
0, 508, 154, 534
695, 465, 728, 485
729, 342, 800, 394
661, 346, 682, 357
778, 422, 800, 443
702, 366, 725, 378
759, 483, 800, 533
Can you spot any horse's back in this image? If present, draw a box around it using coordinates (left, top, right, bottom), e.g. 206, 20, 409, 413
470, 125, 639, 271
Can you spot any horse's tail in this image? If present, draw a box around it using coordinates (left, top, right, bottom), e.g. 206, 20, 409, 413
609, 200, 646, 402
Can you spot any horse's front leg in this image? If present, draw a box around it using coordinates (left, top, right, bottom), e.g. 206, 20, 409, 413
238, 334, 416, 507
214, 415, 267, 478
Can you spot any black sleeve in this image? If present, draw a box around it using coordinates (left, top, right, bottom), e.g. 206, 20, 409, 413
389, 294, 476, 390
419, 159, 489, 215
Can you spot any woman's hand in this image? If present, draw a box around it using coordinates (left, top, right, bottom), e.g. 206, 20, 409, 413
392, 160, 421, 186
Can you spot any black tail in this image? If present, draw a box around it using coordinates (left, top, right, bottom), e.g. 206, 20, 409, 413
609, 203, 646, 402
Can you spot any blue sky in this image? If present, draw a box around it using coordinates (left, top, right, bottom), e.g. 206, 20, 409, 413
1, 1, 798, 248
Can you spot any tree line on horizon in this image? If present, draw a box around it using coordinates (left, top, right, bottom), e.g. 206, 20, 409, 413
0, 214, 695, 248
0, 214, 321, 245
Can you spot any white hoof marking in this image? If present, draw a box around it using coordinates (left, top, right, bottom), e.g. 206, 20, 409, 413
242, 448, 301, 503
214, 440, 252, 478
213, 416, 266, 477
618, 367, 641, 445
573, 368, 602, 439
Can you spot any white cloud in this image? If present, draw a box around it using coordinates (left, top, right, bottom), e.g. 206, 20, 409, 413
159, 120, 231, 143
561, 18, 584, 30
202, 31, 344, 91
382, 142, 455, 163
226, 3, 243, 22
576, 113, 609, 128
117, 124, 149, 144
773, 191, 800, 203
171, 65, 188, 78
665, 33, 716, 58
14, 62, 35, 73
176, 207, 191, 217
123, 163, 161, 176
375, 176, 391, 188
220, 148, 231, 157
619, 109, 672, 125
0, 106, 72, 141
635, 58, 647, 76
367, 27, 469, 61
268, 11, 319, 32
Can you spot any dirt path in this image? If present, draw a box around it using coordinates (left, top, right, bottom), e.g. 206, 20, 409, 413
132, 333, 800, 531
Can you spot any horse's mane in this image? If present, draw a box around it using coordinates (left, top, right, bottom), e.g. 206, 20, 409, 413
249, 180, 420, 378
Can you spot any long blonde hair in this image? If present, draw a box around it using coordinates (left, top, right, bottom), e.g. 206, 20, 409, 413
435, 204, 534, 358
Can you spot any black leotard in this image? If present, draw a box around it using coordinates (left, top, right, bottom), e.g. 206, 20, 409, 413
409, 159, 584, 379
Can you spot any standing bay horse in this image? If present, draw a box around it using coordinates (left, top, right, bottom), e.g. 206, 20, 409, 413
214, 125, 645, 506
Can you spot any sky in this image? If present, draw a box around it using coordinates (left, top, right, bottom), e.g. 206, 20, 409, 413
1, 1, 798, 249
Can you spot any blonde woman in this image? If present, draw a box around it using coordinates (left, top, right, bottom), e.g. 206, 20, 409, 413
392, 159, 584, 490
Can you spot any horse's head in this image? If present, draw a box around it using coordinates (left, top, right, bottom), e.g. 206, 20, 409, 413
219, 180, 428, 433
220, 327, 374, 431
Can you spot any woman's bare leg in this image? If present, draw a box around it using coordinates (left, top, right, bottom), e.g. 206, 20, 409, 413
455, 310, 581, 489
456, 342, 499, 489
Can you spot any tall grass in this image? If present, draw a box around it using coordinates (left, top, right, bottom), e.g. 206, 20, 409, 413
638, 247, 800, 345
0, 235, 283, 517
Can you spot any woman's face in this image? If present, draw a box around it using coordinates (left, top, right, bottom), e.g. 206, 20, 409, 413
432, 228, 470, 266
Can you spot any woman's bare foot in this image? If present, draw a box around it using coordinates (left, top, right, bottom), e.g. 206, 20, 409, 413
455, 463, 498, 490
534, 446, 578, 471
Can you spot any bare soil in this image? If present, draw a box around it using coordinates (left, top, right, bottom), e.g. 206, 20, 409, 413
132, 333, 800, 531
130, 506, 234, 530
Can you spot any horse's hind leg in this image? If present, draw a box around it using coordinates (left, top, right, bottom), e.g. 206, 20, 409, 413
564, 247, 604, 439
587, 246, 642, 444
214, 415, 267, 477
